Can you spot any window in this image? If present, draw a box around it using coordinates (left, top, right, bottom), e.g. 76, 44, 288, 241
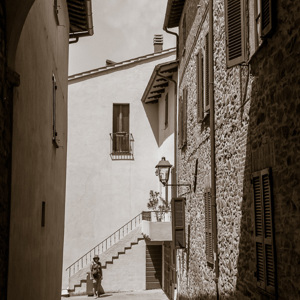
225, 0, 246, 67
196, 51, 204, 121
183, 14, 187, 46
165, 93, 168, 128
204, 34, 210, 112
252, 168, 276, 296
178, 89, 187, 149
172, 197, 186, 249
112, 104, 130, 153
254, 0, 275, 49
204, 188, 213, 265
261, 0, 274, 38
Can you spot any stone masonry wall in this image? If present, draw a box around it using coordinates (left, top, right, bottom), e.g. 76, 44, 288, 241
177, 1, 218, 299
176, 0, 300, 299
246, 0, 300, 298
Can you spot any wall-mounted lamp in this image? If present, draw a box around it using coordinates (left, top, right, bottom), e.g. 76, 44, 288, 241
155, 157, 191, 189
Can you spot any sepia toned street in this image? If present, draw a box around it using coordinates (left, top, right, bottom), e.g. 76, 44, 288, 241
1, 0, 300, 300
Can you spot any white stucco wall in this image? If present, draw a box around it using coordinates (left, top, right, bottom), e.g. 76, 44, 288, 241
8, 0, 69, 299
62, 53, 175, 288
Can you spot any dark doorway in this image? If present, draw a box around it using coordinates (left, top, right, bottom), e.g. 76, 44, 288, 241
146, 245, 162, 290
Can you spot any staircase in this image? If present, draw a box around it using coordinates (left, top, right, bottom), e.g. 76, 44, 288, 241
66, 211, 171, 295
67, 212, 149, 295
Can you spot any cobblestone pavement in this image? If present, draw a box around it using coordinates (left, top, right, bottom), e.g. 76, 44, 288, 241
62, 289, 169, 300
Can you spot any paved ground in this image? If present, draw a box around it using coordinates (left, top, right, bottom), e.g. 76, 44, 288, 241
62, 289, 169, 300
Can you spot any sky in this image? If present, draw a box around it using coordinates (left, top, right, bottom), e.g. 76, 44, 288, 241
68, 0, 177, 75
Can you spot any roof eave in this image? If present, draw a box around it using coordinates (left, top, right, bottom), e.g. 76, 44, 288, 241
141, 60, 178, 104
163, 0, 185, 29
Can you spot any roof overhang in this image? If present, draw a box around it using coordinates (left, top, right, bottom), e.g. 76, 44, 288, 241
141, 61, 178, 104
67, 0, 94, 39
163, 0, 185, 29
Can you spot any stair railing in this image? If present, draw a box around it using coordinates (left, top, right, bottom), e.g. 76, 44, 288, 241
66, 210, 171, 277
66, 212, 144, 277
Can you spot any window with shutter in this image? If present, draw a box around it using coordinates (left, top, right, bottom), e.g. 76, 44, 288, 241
225, 0, 246, 67
182, 88, 187, 147
204, 34, 210, 112
261, 0, 274, 37
178, 96, 182, 149
165, 93, 169, 128
197, 51, 204, 121
252, 168, 276, 296
113, 104, 130, 153
204, 189, 213, 265
172, 197, 186, 249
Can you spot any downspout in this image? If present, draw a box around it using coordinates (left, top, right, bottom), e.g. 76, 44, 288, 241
209, 0, 219, 299
163, 26, 179, 61
163, 26, 179, 194
156, 65, 178, 197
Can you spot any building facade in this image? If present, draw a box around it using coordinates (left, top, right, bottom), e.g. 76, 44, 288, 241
163, 0, 300, 299
63, 42, 176, 290
0, 1, 93, 299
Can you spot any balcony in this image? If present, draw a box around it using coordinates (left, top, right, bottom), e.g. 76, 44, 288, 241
141, 211, 172, 242
110, 132, 134, 160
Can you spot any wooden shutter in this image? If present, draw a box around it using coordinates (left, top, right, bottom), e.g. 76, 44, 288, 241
204, 189, 213, 264
165, 93, 169, 128
261, 0, 274, 37
113, 104, 130, 152
172, 198, 186, 249
204, 34, 210, 112
178, 96, 182, 148
252, 168, 276, 295
197, 51, 204, 121
225, 0, 246, 67
182, 88, 187, 147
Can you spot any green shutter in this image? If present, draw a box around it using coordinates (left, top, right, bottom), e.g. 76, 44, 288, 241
225, 0, 246, 67
252, 168, 276, 295
204, 189, 213, 264
172, 198, 186, 249
197, 51, 204, 121
261, 0, 274, 37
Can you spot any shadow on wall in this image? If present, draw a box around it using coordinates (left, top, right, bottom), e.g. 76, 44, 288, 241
179, 19, 300, 300
142, 101, 173, 147
235, 26, 300, 299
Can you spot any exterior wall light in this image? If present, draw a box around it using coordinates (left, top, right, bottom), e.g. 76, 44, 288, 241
155, 157, 191, 189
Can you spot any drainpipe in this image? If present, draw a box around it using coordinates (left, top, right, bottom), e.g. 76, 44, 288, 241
163, 26, 179, 60
209, 0, 219, 298
156, 64, 178, 197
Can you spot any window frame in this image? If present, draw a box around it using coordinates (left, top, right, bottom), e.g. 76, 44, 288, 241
224, 0, 246, 68
165, 93, 169, 129
112, 103, 130, 154
204, 188, 214, 265
252, 168, 277, 296
172, 197, 186, 249
196, 50, 204, 122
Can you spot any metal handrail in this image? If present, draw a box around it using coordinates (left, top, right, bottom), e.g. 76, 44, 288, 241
66, 210, 171, 277
66, 212, 143, 277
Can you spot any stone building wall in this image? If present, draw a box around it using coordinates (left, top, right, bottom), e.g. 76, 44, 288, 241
245, 0, 300, 297
176, 0, 300, 299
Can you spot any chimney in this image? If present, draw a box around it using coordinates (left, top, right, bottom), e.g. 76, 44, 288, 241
153, 34, 163, 53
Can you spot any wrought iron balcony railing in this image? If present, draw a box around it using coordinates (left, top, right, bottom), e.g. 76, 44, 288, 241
110, 132, 134, 160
